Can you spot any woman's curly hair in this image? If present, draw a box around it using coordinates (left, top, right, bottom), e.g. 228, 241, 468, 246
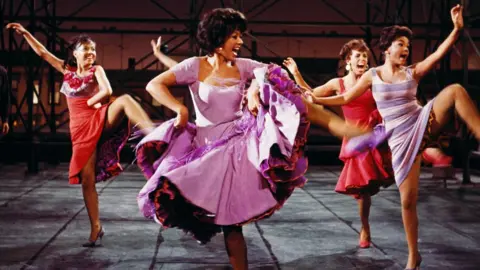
378, 25, 413, 51
338, 39, 371, 61
64, 34, 96, 68
196, 8, 247, 56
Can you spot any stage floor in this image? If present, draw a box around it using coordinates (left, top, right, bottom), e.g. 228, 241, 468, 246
1, 163, 479, 270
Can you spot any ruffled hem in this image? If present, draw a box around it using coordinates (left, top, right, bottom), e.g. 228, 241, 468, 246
335, 180, 393, 199
337, 149, 394, 196
151, 176, 306, 244
256, 65, 310, 201
135, 64, 309, 243
337, 143, 394, 198
94, 118, 131, 182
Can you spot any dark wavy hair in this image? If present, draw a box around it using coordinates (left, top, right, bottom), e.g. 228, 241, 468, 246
379, 25, 413, 51
64, 34, 96, 68
196, 8, 247, 56
338, 39, 370, 61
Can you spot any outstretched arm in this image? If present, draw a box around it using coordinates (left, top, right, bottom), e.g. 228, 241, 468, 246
283, 57, 312, 90
6, 23, 65, 73
283, 57, 339, 97
308, 70, 372, 106
151, 37, 178, 69
311, 78, 339, 97
413, 5, 463, 80
87, 66, 113, 107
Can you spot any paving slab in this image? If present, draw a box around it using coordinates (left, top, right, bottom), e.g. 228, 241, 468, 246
0, 163, 479, 269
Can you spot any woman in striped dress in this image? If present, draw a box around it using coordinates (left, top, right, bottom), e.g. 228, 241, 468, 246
308, 5, 480, 269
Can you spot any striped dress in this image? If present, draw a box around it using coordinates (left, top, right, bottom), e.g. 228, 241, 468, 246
371, 67, 434, 186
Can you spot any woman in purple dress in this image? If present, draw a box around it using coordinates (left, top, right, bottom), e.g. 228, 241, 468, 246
137, 8, 374, 269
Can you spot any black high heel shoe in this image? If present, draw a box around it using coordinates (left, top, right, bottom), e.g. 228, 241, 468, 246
405, 254, 422, 270
82, 227, 105, 247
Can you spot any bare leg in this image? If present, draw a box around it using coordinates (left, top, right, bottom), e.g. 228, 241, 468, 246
104, 94, 155, 134
422, 147, 452, 166
399, 156, 422, 269
358, 194, 371, 244
223, 226, 248, 270
303, 98, 370, 138
80, 150, 102, 242
430, 84, 480, 139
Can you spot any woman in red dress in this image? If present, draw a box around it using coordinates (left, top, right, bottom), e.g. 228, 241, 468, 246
7, 23, 155, 246
284, 39, 394, 248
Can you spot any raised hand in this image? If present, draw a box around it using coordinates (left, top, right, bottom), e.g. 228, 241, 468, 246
5, 22, 28, 35
451, 4, 464, 30
282, 57, 299, 75
151, 36, 162, 56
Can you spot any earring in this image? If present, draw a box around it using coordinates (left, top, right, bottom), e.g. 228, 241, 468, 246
345, 63, 351, 71
365, 64, 369, 70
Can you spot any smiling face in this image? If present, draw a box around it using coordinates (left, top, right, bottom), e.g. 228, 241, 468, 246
346, 49, 369, 76
216, 30, 244, 61
385, 36, 410, 66
73, 40, 97, 68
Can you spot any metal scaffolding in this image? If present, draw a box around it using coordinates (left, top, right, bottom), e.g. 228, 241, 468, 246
2, 0, 479, 177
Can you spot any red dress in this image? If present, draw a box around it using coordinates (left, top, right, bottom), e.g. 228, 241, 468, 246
61, 66, 130, 184
335, 78, 394, 198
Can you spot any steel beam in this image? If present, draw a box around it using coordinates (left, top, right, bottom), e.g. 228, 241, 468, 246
35, 27, 479, 41
5, 15, 449, 28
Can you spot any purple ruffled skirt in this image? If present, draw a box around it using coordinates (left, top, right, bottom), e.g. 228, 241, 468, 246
135, 65, 310, 243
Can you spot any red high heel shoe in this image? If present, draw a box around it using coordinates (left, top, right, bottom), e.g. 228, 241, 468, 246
359, 239, 371, 248
359, 229, 371, 248
422, 149, 452, 167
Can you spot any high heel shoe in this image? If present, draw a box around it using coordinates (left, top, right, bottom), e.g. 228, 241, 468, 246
405, 254, 422, 270
359, 229, 371, 248
359, 239, 371, 248
422, 149, 452, 167
82, 227, 105, 247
